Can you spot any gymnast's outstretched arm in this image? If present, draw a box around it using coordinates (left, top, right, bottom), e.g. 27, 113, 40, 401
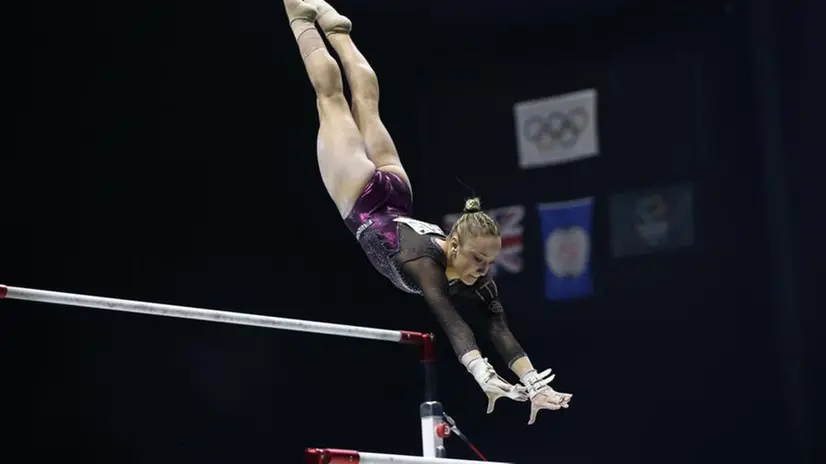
402, 257, 528, 413
473, 278, 574, 424
403, 257, 479, 359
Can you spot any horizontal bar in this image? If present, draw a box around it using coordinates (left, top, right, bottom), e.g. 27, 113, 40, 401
305, 449, 512, 464
360, 453, 511, 464
0, 285, 425, 344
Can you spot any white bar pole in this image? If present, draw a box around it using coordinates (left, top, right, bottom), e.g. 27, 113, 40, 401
306, 449, 512, 464
360, 452, 511, 464
0, 285, 412, 343
419, 401, 446, 458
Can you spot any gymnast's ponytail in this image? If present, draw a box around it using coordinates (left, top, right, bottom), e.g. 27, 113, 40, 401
463, 197, 482, 214
450, 197, 500, 241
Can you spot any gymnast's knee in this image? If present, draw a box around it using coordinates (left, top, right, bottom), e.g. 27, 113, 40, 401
351, 95, 380, 120
316, 93, 351, 121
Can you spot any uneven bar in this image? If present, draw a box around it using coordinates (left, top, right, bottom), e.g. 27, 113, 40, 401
305, 448, 512, 464
0, 285, 425, 344
1, 285, 493, 462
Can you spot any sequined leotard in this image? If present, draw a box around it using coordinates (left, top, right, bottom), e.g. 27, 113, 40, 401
344, 170, 526, 366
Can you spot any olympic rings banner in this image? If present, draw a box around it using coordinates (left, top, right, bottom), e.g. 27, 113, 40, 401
513, 89, 600, 169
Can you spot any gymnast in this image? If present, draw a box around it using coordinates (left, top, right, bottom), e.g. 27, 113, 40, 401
282, 0, 572, 424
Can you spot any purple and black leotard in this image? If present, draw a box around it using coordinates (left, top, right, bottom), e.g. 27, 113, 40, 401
343, 169, 526, 367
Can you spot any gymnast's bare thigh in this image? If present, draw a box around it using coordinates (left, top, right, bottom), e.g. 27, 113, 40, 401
315, 96, 377, 218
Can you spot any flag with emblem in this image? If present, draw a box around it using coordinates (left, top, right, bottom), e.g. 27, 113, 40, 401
537, 197, 594, 301
609, 183, 695, 257
442, 204, 525, 277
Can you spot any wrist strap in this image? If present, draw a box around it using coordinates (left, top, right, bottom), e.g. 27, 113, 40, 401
462, 354, 493, 383
519, 369, 538, 384
521, 368, 555, 390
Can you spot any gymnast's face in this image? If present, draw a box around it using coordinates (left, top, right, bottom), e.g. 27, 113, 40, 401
450, 234, 501, 285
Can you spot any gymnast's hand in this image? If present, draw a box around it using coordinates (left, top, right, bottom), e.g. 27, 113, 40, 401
466, 357, 529, 414
521, 368, 573, 425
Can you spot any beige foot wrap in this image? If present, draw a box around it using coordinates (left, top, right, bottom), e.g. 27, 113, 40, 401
295, 27, 326, 59
284, 0, 317, 24
304, 0, 352, 36
284, 0, 324, 59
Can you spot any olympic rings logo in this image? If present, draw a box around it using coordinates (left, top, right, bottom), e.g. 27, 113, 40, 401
522, 108, 590, 152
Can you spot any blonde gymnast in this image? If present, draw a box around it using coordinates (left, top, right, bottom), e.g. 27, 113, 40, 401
283, 0, 572, 424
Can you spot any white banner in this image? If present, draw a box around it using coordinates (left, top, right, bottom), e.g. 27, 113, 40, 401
513, 89, 599, 169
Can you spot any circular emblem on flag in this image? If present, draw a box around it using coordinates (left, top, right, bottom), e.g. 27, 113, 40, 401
545, 226, 590, 277
634, 194, 669, 245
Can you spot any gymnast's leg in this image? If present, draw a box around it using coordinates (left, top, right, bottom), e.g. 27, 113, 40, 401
283, 0, 376, 217
306, 0, 412, 194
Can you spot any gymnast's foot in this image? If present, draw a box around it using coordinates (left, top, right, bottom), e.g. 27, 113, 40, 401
284, 0, 318, 25
304, 0, 352, 36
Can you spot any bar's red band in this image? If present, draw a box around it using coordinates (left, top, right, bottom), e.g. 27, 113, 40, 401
304, 448, 360, 464
399, 331, 436, 362
0, 285, 7, 299
399, 330, 426, 344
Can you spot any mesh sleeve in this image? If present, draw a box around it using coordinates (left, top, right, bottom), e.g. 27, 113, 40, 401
474, 279, 526, 368
402, 257, 479, 359
487, 306, 527, 368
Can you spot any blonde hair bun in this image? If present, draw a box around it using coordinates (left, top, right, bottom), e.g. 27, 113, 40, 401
463, 197, 482, 213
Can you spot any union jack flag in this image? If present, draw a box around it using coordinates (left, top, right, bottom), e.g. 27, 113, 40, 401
442, 204, 525, 276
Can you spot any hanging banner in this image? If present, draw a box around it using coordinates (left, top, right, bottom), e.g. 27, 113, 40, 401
609, 183, 695, 257
514, 89, 599, 169
537, 197, 594, 301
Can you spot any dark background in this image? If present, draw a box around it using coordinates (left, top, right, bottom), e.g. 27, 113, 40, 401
2, 0, 821, 463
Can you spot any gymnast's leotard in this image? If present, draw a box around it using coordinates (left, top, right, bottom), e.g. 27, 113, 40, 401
344, 170, 526, 366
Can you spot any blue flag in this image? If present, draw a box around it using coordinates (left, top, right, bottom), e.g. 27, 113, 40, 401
537, 197, 594, 301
